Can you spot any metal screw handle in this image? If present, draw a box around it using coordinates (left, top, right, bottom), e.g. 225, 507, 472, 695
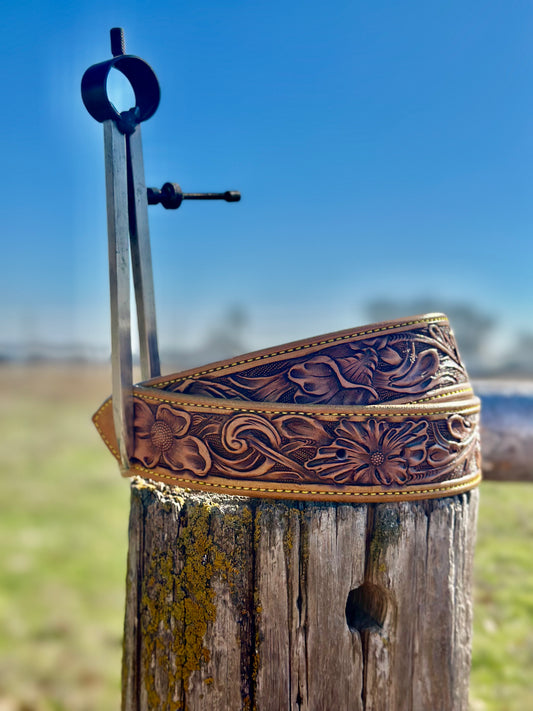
147, 182, 241, 210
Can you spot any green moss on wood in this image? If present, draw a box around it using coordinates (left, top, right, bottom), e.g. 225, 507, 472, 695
369, 506, 401, 565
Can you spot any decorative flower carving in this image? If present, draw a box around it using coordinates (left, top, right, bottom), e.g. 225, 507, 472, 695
305, 419, 428, 485
133, 401, 211, 476
287, 353, 379, 405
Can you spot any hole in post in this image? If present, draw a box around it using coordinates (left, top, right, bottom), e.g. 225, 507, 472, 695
345, 582, 387, 633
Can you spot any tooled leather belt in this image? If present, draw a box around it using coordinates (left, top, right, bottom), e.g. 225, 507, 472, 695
93, 313, 481, 502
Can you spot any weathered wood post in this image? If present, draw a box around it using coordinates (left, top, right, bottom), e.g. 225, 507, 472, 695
122, 482, 478, 711
92, 314, 482, 711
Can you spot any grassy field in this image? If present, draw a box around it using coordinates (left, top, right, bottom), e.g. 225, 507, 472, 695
0, 364, 532, 710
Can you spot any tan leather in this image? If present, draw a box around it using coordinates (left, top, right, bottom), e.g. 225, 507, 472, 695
93, 313, 481, 501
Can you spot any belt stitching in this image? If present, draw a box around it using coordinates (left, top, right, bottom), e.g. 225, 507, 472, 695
154, 316, 448, 388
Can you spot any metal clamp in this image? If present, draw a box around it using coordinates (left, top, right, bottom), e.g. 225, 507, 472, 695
81, 28, 240, 471
81, 28, 160, 133
82, 28, 161, 471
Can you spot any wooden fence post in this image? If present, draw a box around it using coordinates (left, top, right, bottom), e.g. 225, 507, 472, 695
122, 478, 478, 711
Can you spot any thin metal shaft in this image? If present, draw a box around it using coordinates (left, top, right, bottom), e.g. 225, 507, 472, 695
103, 119, 133, 471
127, 126, 161, 381
183, 192, 240, 201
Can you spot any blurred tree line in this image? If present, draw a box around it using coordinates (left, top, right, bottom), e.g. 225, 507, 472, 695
160, 300, 533, 378
364, 299, 532, 377
2, 301, 531, 378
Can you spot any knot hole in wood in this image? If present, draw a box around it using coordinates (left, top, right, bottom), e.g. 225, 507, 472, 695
345, 581, 388, 633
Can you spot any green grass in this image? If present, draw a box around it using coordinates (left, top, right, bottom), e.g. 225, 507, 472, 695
0, 365, 129, 711
0, 365, 532, 710
470, 482, 533, 711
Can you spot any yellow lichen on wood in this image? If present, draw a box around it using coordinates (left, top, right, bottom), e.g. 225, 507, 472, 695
141, 549, 177, 709
140, 499, 239, 709
251, 506, 262, 710
283, 508, 296, 561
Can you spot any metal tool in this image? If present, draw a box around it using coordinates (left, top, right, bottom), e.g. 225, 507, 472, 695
81, 28, 240, 470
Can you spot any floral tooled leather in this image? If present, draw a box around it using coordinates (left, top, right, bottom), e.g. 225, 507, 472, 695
161, 319, 465, 406
305, 419, 429, 486
133, 402, 211, 477
93, 314, 482, 501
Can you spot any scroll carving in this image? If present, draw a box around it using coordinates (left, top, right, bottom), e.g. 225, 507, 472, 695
166, 324, 467, 407
129, 398, 480, 489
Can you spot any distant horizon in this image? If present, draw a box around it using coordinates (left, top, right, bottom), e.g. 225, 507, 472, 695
2, 298, 532, 378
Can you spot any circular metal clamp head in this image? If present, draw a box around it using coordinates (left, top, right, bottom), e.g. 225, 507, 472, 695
81, 50, 160, 133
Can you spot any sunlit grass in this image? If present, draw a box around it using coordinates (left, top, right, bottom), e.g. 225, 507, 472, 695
0, 364, 129, 711
0, 365, 532, 709
470, 482, 533, 711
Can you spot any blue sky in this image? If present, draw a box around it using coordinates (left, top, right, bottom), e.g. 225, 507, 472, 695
1, 0, 531, 355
